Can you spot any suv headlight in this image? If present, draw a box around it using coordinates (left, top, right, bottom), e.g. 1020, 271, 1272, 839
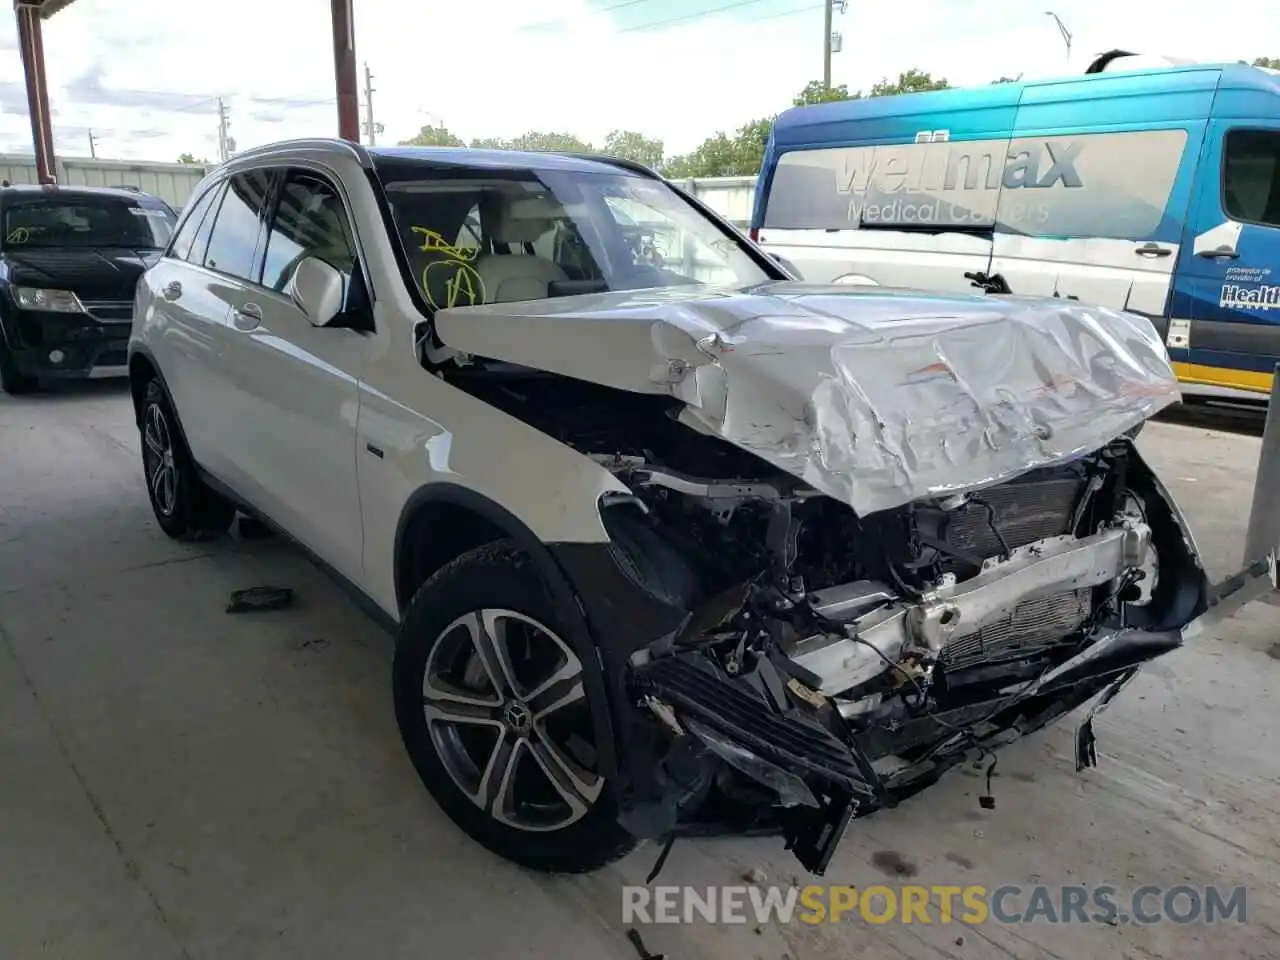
13, 287, 86, 314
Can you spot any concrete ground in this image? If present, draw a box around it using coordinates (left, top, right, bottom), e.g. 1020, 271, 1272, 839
2, 382, 1278, 960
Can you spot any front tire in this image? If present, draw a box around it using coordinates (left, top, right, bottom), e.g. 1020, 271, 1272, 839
139, 378, 235, 540
393, 541, 636, 873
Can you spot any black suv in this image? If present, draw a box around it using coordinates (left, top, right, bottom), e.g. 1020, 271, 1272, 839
0, 183, 178, 394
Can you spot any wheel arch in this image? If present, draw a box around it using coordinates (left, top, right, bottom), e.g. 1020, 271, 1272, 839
393, 483, 622, 785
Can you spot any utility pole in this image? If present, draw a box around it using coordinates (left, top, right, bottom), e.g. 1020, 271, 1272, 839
823, 0, 846, 91
88, 129, 97, 159
216, 97, 231, 163
823, 0, 833, 90
363, 62, 377, 146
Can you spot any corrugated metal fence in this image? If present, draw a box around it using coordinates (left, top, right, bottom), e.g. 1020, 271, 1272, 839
0, 155, 209, 210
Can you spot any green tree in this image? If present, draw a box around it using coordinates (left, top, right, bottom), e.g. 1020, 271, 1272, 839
400, 124, 465, 147
792, 80, 857, 106
176, 152, 208, 164
602, 130, 665, 169
1253, 56, 1280, 69
473, 131, 596, 153
869, 68, 950, 97
664, 116, 774, 179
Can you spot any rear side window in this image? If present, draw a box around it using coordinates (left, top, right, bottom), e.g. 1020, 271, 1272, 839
170, 186, 218, 262
202, 170, 272, 281
1223, 129, 1280, 227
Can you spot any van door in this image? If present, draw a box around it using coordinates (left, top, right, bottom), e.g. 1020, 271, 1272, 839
1174, 123, 1280, 394
988, 127, 1202, 314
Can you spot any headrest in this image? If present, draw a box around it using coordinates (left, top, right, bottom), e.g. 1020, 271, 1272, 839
494, 194, 561, 245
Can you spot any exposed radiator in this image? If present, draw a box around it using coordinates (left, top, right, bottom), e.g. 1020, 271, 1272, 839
945, 468, 1086, 560
942, 588, 1092, 670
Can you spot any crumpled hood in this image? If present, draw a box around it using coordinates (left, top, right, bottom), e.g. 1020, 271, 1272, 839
435, 281, 1180, 516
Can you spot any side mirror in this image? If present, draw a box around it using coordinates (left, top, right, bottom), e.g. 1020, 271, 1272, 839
288, 256, 346, 327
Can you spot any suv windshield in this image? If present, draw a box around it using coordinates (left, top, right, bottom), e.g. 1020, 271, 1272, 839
373, 158, 770, 310
2, 195, 176, 250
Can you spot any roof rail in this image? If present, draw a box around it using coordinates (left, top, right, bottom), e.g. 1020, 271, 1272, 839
226, 137, 372, 169
564, 153, 664, 180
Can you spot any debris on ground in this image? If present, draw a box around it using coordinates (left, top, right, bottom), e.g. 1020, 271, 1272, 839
225, 586, 294, 614
625, 927, 665, 960
743, 867, 767, 884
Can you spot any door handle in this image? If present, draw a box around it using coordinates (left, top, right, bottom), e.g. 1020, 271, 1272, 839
232, 301, 263, 330
1135, 244, 1172, 258
1196, 247, 1239, 260
162, 280, 183, 301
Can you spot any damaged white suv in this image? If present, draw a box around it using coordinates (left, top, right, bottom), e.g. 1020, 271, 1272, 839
129, 138, 1209, 876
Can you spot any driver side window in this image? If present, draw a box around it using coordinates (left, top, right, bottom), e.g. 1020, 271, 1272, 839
262, 172, 357, 294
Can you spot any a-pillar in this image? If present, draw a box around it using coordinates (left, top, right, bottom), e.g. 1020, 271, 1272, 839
331, 0, 360, 142
16, 3, 56, 184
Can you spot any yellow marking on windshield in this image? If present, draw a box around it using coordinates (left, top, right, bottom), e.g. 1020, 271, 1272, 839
423, 259, 486, 311
410, 226, 478, 262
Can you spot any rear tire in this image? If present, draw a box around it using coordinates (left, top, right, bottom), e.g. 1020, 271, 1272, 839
0, 338, 37, 395
393, 541, 636, 874
139, 377, 235, 540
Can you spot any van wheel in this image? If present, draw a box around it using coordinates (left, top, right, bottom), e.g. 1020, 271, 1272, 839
139, 378, 235, 540
393, 541, 636, 873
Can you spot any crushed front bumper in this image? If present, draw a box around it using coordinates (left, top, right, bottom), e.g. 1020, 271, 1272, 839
632, 623, 1187, 875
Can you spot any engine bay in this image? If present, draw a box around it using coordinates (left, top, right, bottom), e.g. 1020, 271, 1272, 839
430, 356, 1206, 875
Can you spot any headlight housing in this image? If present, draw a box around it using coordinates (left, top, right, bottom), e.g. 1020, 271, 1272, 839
13, 286, 86, 314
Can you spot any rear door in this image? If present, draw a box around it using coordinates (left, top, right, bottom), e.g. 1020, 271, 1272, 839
189, 168, 274, 494
1173, 123, 1280, 394
989, 73, 1211, 315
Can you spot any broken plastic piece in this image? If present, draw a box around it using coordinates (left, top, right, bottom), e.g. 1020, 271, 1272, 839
1075, 718, 1098, 771
626, 928, 666, 960
226, 586, 294, 614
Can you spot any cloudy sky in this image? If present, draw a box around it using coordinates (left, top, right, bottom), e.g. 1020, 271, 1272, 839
0, 0, 1277, 164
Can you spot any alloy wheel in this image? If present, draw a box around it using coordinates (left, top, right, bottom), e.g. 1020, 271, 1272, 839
143, 402, 178, 517
422, 608, 603, 833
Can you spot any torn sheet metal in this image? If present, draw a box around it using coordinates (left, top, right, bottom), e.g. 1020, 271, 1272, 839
436, 282, 1180, 515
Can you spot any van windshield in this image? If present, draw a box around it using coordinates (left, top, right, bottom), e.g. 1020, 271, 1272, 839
3, 195, 176, 250
374, 158, 772, 310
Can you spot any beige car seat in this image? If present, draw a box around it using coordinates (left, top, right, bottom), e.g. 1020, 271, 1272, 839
474, 196, 568, 303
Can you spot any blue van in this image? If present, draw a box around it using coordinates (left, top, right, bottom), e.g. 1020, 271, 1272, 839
751, 57, 1280, 399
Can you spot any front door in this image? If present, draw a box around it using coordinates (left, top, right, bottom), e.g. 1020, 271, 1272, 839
1174, 122, 1280, 395
225, 168, 367, 583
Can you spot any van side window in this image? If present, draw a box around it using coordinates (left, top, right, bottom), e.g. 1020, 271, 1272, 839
1223, 130, 1280, 227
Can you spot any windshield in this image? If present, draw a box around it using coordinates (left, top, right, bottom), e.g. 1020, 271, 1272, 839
374, 160, 771, 311
2, 196, 176, 250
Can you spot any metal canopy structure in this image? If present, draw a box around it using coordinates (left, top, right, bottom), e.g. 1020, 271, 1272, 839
12, 0, 360, 185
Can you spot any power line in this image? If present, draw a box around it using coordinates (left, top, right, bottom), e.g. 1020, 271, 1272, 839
616, 0, 784, 34
522, 0, 815, 36
519, 0, 657, 31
